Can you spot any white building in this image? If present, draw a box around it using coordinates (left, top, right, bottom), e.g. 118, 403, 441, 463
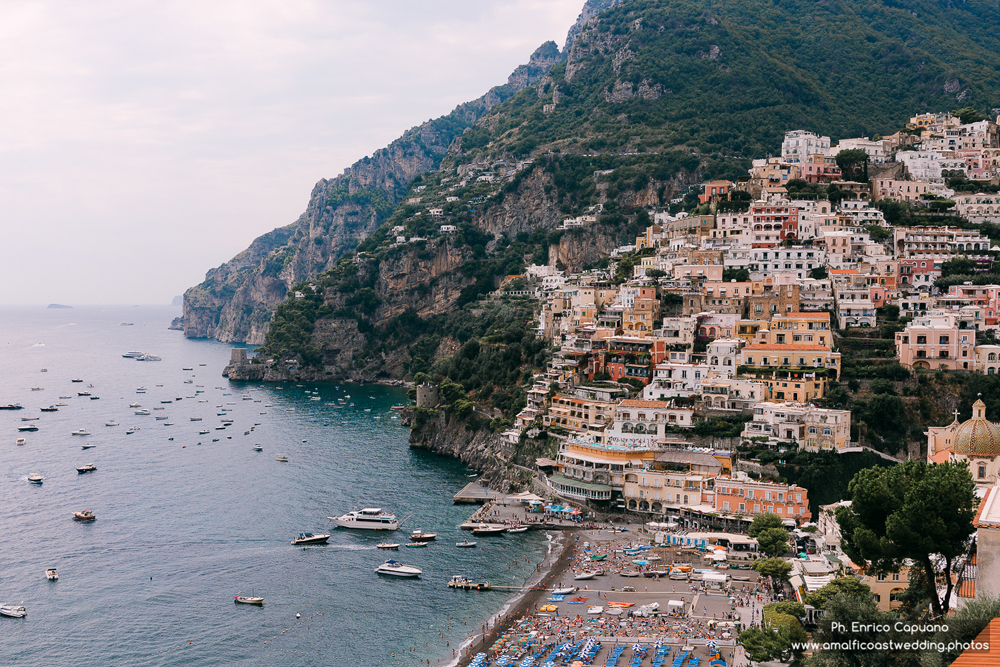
741, 401, 852, 451
834, 137, 888, 163
782, 130, 831, 164
601, 399, 695, 447
707, 339, 742, 378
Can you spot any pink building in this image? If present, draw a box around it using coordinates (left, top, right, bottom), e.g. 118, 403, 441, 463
801, 154, 842, 183
895, 313, 976, 371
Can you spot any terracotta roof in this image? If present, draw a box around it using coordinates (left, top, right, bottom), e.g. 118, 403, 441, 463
619, 399, 675, 408
930, 448, 952, 465
742, 343, 831, 351
956, 579, 977, 599
950, 618, 1000, 666
829, 269, 860, 274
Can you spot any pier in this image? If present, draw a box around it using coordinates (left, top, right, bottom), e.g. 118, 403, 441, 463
452, 482, 503, 504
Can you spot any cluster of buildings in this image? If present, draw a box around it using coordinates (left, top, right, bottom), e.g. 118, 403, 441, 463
475, 111, 1000, 529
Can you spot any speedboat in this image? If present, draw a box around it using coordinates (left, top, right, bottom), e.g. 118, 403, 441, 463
15, 438, 25, 446
506, 526, 529, 533
135, 409, 150, 415
328, 508, 399, 531
375, 560, 421, 578
551, 586, 577, 595
129, 402, 141, 408
72, 510, 96, 521
71, 378, 83, 382
45, 568, 58, 581
161, 400, 172, 404
199, 430, 209, 435
106, 421, 118, 427
377, 542, 400, 550
71, 429, 90, 436
404, 542, 427, 548
126, 427, 139, 434
276, 454, 288, 462
0, 605, 26, 618
409, 531, 437, 542
456, 540, 477, 548
17, 425, 38, 432
77, 391, 91, 396
252, 445, 263, 451
76, 464, 97, 474
234, 594, 263, 605
291, 532, 330, 545
573, 572, 597, 581
21, 416, 39, 421
31, 387, 43, 391
40, 406, 58, 412
28, 472, 43, 484
587, 606, 603, 614
0, 404, 23, 410
119, 322, 133, 326
448, 575, 491, 590
81, 445, 96, 450
471, 524, 506, 537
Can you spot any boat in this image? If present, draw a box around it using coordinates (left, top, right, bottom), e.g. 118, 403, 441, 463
17, 426, 38, 432
276, 454, 288, 462
587, 606, 604, 614
328, 508, 399, 531
506, 526, 529, 534
252, 445, 263, 451
448, 575, 491, 590
405, 542, 428, 548
76, 464, 97, 474
160, 400, 172, 404
551, 586, 577, 595
390, 404, 406, 411
40, 368, 46, 372
28, 473, 43, 484
71, 378, 83, 383
136, 354, 161, 361
620, 570, 641, 578
573, 572, 597, 580
72, 510, 96, 521
136, 387, 146, 392
40, 406, 58, 412
126, 427, 139, 435
71, 429, 90, 436
119, 322, 133, 326
183, 367, 193, 371
15, 438, 25, 446
31, 387, 43, 391
0, 606, 26, 618
46, 569, 58, 580
135, 409, 150, 415
106, 421, 118, 427
89, 396, 100, 400
156, 416, 168, 420
129, 402, 141, 408
409, 530, 437, 542
290, 532, 330, 545
199, 430, 209, 435
234, 594, 263, 605
0, 404, 23, 410
456, 540, 477, 548
56, 402, 68, 406
77, 391, 90, 396
376, 542, 400, 550
589, 554, 607, 561
471, 524, 507, 537
81, 445, 96, 450
21, 416, 39, 421
190, 417, 202, 421
375, 560, 421, 578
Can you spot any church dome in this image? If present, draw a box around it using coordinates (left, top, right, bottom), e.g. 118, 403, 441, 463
953, 399, 1000, 458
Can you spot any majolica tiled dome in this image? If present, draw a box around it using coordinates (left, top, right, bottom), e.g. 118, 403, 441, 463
953, 399, 1000, 458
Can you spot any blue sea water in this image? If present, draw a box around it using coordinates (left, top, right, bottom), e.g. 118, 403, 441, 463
0, 306, 548, 666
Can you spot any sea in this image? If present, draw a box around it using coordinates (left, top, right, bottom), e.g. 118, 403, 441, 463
0, 305, 552, 666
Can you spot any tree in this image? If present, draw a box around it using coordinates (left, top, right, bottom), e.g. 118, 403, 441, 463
722, 267, 750, 282
864, 223, 890, 243
941, 256, 979, 278
835, 460, 977, 617
767, 601, 805, 618
836, 148, 870, 182
752, 557, 793, 580
755, 527, 791, 556
748, 512, 784, 538
860, 393, 907, 439
869, 378, 896, 395
804, 576, 873, 609
739, 626, 791, 663
953, 107, 986, 124
645, 268, 666, 279
809, 266, 828, 279
809, 591, 902, 667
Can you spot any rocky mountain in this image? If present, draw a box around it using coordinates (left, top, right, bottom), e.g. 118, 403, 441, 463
225, 0, 1000, 392
183, 42, 564, 344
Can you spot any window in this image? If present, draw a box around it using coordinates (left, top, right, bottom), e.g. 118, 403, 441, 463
917, 335, 927, 344
980, 465, 987, 479
739, 503, 745, 512
940, 336, 949, 345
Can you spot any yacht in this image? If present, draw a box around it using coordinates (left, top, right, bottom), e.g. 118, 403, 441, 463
126, 427, 139, 434
409, 530, 437, 542
290, 532, 330, 545
0, 605, 26, 618
40, 406, 58, 412
72, 510, 96, 522
0, 404, 23, 410
328, 508, 399, 531
77, 391, 91, 396
71, 429, 90, 436
375, 560, 422, 578
122, 351, 144, 358
155, 416, 168, 420
137, 354, 161, 361
27, 472, 43, 484
45, 568, 58, 581
76, 464, 97, 474
17, 425, 38, 432
471, 524, 507, 537
106, 421, 118, 427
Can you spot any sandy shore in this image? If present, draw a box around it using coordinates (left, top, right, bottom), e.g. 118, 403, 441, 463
451, 530, 576, 667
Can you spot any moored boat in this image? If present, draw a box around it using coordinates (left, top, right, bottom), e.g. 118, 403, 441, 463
45, 568, 58, 581
73, 510, 96, 521
76, 464, 97, 474
376, 542, 400, 550
471, 524, 507, 537
234, 594, 263, 605
276, 454, 288, 462
456, 540, 477, 548
328, 508, 399, 531
17, 425, 38, 432
404, 542, 428, 548
409, 530, 437, 542
27, 472, 43, 484
290, 532, 330, 545
40, 406, 58, 412
15, 438, 25, 446
0, 605, 26, 618
71, 429, 90, 436
375, 560, 421, 578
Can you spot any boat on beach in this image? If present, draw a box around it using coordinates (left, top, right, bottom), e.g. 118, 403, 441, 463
375, 560, 421, 578
573, 572, 597, 580
551, 586, 577, 595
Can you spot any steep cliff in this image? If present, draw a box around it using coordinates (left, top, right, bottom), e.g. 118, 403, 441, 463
183, 42, 565, 344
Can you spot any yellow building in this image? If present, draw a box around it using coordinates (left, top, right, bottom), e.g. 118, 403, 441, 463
861, 565, 913, 612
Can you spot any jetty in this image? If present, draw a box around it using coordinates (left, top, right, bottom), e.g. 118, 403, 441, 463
452, 482, 502, 504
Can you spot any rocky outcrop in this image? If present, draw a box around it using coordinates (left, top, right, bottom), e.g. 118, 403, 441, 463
168, 317, 184, 331
183, 42, 566, 345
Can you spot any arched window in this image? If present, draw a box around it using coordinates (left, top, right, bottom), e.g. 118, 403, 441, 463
622, 422, 634, 433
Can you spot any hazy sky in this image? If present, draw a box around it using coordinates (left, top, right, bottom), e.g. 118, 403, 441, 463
0, 0, 583, 306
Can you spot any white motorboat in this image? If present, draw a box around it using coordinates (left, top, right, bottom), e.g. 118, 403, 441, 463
456, 540, 477, 548
40, 406, 58, 412
573, 572, 597, 581
77, 391, 90, 396
17, 425, 38, 432
135, 409, 150, 415
234, 594, 263, 605
73, 510, 96, 521
21, 416, 39, 421
126, 427, 139, 434
71, 429, 90, 436
252, 445, 263, 451
81, 444, 96, 450
506, 526, 529, 533
190, 417, 202, 421
122, 351, 144, 358
276, 454, 288, 462
290, 532, 330, 545
551, 586, 577, 595
105, 421, 118, 427
376, 542, 400, 550
16, 438, 25, 446
471, 524, 506, 537
137, 354, 161, 361
0, 605, 26, 618
375, 560, 421, 578
199, 430, 209, 435
587, 606, 603, 614
155, 416, 168, 420
409, 530, 437, 542
31, 387, 43, 391
45, 568, 58, 581
328, 508, 399, 531
129, 402, 141, 408
604, 607, 623, 616
76, 464, 97, 474
27, 473, 43, 484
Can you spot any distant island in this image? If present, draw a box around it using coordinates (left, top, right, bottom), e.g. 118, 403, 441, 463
171, 295, 182, 307
47, 304, 72, 309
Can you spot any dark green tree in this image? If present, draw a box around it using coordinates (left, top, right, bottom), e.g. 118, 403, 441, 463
748, 512, 784, 538
756, 527, 791, 557
835, 460, 977, 617
804, 576, 873, 609
752, 557, 793, 580
836, 148, 870, 182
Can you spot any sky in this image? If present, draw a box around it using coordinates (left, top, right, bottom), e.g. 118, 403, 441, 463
0, 0, 584, 306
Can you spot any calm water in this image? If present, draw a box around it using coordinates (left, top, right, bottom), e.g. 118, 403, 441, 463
0, 306, 548, 666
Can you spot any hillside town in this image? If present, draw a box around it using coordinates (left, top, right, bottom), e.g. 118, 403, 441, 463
407, 112, 1000, 628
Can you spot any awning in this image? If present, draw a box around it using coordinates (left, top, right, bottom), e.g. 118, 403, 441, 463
668, 600, 685, 607
708, 551, 727, 561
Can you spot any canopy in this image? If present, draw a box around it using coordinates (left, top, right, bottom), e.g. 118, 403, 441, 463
707, 551, 727, 561
703, 572, 727, 583
667, 600, 685, 607
665, 522, 679, 529
513, 492, 545, 503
